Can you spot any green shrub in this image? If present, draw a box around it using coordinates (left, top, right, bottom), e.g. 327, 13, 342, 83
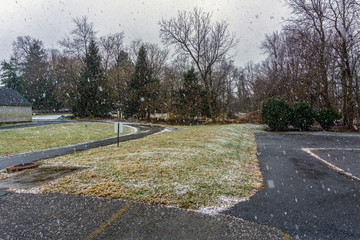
290, 102, 315, 131
316, 108, 342, 131
261, 97, 291, 131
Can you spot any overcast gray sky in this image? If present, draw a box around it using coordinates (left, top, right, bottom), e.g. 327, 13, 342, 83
0, 0, 291, 66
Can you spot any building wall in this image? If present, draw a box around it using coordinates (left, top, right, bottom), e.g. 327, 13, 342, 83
0, 106, 32, 123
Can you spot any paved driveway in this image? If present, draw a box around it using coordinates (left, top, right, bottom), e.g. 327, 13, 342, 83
223, 132, 360, 240
0, 193, 285, 239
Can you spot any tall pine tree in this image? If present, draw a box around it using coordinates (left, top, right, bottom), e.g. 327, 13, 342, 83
124, 45, 159, 120
72, 39, 114, 117
0, 58, 26, 96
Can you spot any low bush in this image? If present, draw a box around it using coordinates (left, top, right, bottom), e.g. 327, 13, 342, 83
316, 108, 342, 131
291, 102, 315, 131
261, 98, 291, 131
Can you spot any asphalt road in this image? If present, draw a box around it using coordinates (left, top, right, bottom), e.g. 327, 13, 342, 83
0, 119, 64, 130
0, 193, 286, 239
0, 122, 164, 170
223, 132, 360, 240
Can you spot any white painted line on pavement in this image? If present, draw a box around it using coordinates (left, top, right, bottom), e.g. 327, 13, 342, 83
302, 148, 360, 183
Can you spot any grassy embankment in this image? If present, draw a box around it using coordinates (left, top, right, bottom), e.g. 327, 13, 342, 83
0, 122, 131, 157
39, 124, 264, 211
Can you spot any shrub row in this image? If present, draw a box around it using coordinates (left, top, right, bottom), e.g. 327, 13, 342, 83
261, 98, 341, 131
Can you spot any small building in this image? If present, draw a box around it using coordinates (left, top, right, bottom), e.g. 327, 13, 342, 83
0, 88, 32, 123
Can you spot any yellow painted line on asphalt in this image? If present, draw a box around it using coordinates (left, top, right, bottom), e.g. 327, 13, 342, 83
282, 232, 291, 240
302, 148, 360, 183
85, 203, 132, 240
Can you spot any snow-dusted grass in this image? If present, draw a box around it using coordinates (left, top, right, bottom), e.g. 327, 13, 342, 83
0, 122, 131, 157
39, 124, 264, 211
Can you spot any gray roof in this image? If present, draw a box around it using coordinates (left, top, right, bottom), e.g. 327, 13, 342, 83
0, 88, 31, 107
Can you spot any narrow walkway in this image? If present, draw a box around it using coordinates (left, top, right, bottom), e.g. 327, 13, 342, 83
0, 119, 65, 130
0, 123, 164, 170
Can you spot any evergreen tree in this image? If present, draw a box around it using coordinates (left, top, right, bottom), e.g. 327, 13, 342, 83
111, 50, 134, 115
124, 45, 159, 120
72, 40, 114, 117
0, 58, 26, 96
175, 68, 209, 120
116, 50, 133, 68
21, 39, 50, 110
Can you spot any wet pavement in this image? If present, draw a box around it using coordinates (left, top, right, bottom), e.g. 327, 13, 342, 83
312, 149, 360, 178
0, 193, 286, 239
223, 132, 360, 239
0, 166, 84, 189
0, 123, 165, 170
0, 119, 64, 130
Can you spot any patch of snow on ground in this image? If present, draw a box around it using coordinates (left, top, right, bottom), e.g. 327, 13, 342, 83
152, 128, 173, 136
120, 149, 198, 159
197, 196, 249, 215
10, 187, 43, 194
172, 183, 194, 195
33, 114, 71, 120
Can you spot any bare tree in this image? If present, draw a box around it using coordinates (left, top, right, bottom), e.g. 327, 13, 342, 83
99, 32, 125, 70
237, 62, 257, 112
260, 32, 284, 90
159, 8, 237, 119
327, 0, 360, 129
58, 16, 96, 60
251, 0, 360, 129
106, 50, 134, 116
128, 39, 169, 79
48, 49, 81, 110
210, 59, 236, 118
12, 36, 44, 63
286, 0, 333, 108
146, 43, 169, 80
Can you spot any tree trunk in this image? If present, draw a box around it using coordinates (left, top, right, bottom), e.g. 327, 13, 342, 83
344, 57, 355, 130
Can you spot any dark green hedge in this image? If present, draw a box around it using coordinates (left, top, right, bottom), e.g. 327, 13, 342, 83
316, 108, 342, 131
291, 102, 315, 131
261, 98, 341, 131
261, 98, 291, 131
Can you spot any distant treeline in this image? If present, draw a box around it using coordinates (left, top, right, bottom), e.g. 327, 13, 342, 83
1, 2, 359, 129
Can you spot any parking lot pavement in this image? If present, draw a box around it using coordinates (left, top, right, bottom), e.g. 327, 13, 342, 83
309, 148, 360, 179
223, 132, 360, 240
0, 193, 286, 240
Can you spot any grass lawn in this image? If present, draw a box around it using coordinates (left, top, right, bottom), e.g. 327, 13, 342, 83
0, 122, 132, 157
38, 124, 265, 211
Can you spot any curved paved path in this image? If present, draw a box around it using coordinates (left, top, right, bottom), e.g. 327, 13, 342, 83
0, 119, 64, 130
223, 132, 360, 240
0, 122, 164, 170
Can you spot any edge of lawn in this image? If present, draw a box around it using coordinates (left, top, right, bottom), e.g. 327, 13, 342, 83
8, 124, 265, 213
0, 122, 133, 157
